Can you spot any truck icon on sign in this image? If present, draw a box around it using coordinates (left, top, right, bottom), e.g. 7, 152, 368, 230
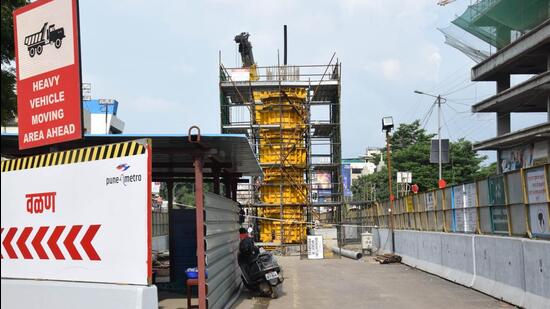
24, 22, 65, 57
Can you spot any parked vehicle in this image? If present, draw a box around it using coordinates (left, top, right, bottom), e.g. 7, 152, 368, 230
237, 237, 283, 298
24, 22, 65, 57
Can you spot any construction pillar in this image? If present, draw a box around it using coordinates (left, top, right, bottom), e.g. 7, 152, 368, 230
496, 75, 510, 174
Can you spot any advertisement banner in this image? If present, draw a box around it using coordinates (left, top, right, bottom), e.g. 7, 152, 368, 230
529, 204, 550, 236
525, 167, 547, 204
313, 171, 332, 203
406, 196, 414, 213
13, 0, 82, 150
1, 140, 151, 285
453, 183, 477, 233
342, 164, 352, 197
426, 192, 435, 211
488, 176, 505, 206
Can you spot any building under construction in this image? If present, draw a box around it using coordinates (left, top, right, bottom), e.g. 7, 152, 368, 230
219, 31, 342, 246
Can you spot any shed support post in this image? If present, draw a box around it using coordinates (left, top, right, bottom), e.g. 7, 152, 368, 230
194, 155, 207, 309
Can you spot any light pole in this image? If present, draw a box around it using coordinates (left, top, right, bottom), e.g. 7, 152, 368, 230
382, 116, 395, 253
414, 90, 447, 185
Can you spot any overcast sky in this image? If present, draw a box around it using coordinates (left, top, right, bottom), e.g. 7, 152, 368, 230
79, 0, 547, 161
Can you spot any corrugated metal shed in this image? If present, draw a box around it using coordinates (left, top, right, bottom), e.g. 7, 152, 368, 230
204, 192, 241, 309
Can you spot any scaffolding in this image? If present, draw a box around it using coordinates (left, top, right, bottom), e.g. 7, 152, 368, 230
452, 0, 549, 49
219, 61, 342, 247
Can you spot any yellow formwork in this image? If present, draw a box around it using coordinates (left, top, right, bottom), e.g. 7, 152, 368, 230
263, 168, 304, 183
254, 88, 308, 244
260, 184, 307, 205
253, 88, 307, 101
259, 221, 306, 243
255, 108, 305, 128
259, 146, 306, 166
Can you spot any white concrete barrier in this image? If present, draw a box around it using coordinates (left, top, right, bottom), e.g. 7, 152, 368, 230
371, 228, 550, 309
522, 239, 550, 309
1, 279, 158, 309
440, 233, 474, 287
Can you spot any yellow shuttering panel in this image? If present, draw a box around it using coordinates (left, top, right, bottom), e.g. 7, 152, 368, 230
259, 130, 304, 144
260, 221, 305, 243
261, 206, 303, 219
263, 168, 304, 183
253, 88, 307, 101
256, 109, 305, 128
260, 184, 308, 205
254, 88, 307, 245
259, 146, 306, 166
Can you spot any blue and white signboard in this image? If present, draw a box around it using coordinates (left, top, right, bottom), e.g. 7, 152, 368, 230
342, 164, 352, 197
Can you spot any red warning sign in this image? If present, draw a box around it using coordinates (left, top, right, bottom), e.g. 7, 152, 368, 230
13, 0, 82, 150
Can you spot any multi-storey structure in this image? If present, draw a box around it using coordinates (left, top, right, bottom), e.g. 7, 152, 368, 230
457, 1, 550, 171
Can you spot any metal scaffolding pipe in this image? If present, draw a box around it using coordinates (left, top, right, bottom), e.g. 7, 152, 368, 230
332, 246, 362, 260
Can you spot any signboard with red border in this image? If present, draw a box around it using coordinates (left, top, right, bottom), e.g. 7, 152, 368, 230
13, 0, 82, 150
1, 140, 152, 285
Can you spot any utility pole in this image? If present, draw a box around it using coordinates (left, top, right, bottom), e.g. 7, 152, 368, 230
386, 130, 395, 253
437, 95, 442, 182
382, 116, 395, 253
414, 90, 446, 187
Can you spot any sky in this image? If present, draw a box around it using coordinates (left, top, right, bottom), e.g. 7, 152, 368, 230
78, 0, 547, 162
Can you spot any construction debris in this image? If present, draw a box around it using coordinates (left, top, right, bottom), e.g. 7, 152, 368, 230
374, 254, 402, 264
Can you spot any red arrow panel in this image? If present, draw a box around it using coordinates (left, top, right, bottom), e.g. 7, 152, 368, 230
81, 224, 101, 261
32, 226, 49, 260
17, 227, 33, 259
64, 225, 82, 260
3, 227, 18, 259
48, 225, 65, 260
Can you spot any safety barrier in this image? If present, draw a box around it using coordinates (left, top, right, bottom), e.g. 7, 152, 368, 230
366, 164, 549, 240
373, 228, 550, 309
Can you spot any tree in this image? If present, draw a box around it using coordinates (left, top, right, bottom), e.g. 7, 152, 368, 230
352, 120, 491, 201
390, 120, 435, 152
1, 0, 27, 125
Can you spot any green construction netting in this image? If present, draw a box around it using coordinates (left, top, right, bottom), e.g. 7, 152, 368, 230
452, 0, 549, 49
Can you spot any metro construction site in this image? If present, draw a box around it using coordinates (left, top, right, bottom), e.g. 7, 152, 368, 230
220, 29, 342, 250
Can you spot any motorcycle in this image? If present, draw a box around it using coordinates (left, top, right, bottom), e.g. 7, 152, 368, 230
237, 237, 283, 298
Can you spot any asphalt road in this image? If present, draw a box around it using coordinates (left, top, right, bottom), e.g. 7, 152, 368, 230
231, 255, 513, 309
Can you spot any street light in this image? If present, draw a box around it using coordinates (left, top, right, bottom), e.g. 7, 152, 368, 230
382, 116, 395, 253
413, 90, 447, 187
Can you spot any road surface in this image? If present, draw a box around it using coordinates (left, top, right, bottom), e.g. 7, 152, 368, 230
232, 255, 513, 309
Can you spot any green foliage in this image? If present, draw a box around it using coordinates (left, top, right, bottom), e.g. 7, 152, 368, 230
1, 0, 27, 125
159, 182, 216, 207
352, 120, 491, 201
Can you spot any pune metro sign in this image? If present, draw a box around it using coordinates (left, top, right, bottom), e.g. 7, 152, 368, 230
13, 0, 82, 150
1, 140, 152, 285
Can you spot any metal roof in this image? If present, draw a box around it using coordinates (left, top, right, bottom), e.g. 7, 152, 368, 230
1, 133, 262, 179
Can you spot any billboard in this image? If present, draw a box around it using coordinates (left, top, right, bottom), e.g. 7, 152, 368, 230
13, 0, 82, 150
342, 164, 352, 197
1, 140, 152, 285
313, 171, 332, 203
500, 141, 549, 173
452, 183, 477, 233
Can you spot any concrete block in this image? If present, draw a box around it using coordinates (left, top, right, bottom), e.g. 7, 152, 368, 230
440, 233, 474, 287
522, 239, 550, 309
1, 279, 158, 309
473, 235, 525, 306
373, 228, 392, 253
416, 232, 444, 277
394, 230, 419, 267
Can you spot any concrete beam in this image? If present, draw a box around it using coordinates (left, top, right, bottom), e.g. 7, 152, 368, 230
471, 19, 550, 81
473, 122, 550, 151
472, 71, 550, 113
